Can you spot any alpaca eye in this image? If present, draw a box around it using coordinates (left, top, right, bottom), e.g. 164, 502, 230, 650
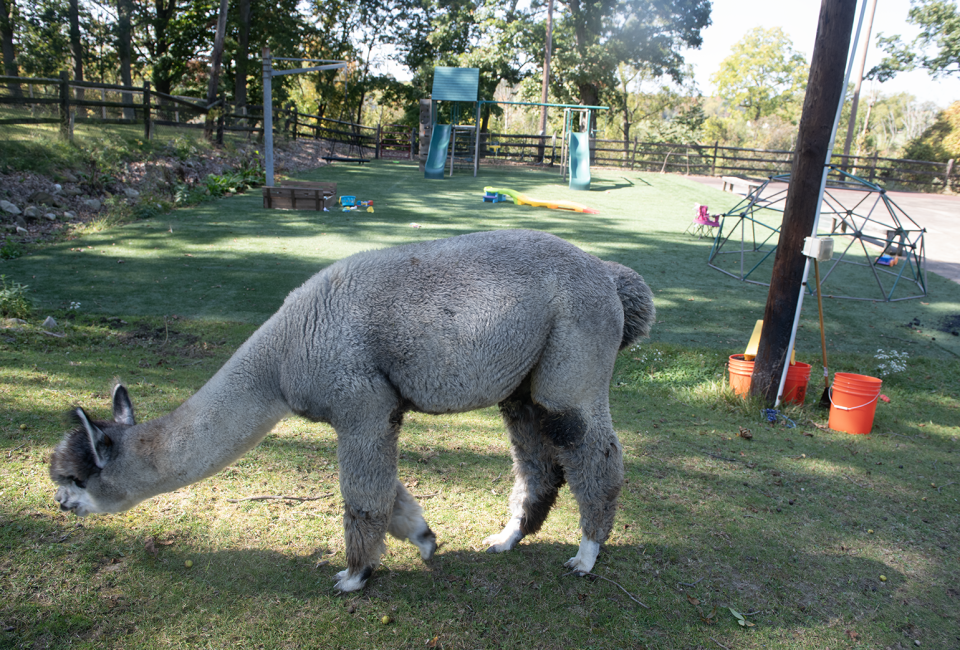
72, 478, 86, 489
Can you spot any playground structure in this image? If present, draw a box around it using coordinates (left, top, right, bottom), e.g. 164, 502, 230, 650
423, 67, 480, 180
419, 67, 607, 190
470, 100, 607, 191
707, 167, 927, 301
260, 48, 349, 186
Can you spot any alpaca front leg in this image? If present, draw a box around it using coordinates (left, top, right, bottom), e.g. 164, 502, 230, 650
335, 504, 391, 592
388, 480, 437, 560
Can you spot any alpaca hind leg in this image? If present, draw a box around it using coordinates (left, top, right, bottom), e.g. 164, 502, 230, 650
388, 479, 437, 560
555, 410, 624, 575
485, 393, 565, 553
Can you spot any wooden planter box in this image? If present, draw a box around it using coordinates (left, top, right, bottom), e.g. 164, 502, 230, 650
263, 181, 337, 211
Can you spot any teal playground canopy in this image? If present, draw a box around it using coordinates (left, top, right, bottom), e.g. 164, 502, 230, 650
431, 67, 480, 102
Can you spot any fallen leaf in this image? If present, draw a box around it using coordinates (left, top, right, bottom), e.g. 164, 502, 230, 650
846, 629, 860, 640
144, 537, 158, 557
687, 595, 700, 606
738, 427, 753, 440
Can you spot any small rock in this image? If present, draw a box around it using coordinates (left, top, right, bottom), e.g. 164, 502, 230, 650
16, 226, 28, 235
15, 216, 28, 229
82, 198, 102, 211
0, 199, 20, 215
52, 184, 62, 194
29, 191, 64, 207
63, 211, 77, 220
44, 212, 57, 221
59, 171, 79, 183
23, 206, 42, 219
123, 188, 140, 199
42, 316, 58, 329
63, 187, 83, 197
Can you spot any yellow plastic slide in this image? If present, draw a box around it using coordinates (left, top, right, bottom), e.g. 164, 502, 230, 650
484, 187, 598, 214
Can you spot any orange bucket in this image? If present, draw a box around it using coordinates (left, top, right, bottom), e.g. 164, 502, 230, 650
728, 354, 754, 397
728, 356, 811, 405
828, 372, 882, 434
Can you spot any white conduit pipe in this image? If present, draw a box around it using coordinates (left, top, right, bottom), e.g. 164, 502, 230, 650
775, 0, 868, 408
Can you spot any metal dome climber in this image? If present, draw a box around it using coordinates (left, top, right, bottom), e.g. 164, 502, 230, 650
707, 166, 927, 302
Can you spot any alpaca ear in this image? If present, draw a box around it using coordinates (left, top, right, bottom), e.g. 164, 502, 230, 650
74, 408, 111, 469
112, 384, 135, 426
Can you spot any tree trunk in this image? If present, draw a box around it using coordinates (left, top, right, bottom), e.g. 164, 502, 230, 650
234, 0, 251, 113
204, 0, 229, 142
0, 0, 21, 98
751, 0, 857, 404
69, 0, 84, 109
150, 0, 176, 98
117, 0, 135, 119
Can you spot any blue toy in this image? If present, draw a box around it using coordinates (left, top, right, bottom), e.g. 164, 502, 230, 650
483, 191, 509, 203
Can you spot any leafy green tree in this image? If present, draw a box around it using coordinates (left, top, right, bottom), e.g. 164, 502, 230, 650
548, 0, 710, 112
711, 26, 807, 121
870, 0, 960, 81
901, 100, 960, 161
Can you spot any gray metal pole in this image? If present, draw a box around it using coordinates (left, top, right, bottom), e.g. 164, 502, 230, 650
263, 47, 274, 187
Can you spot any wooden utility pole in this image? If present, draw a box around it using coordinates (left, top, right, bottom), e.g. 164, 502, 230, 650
751, 0, 858, 403
841, 0, 877, 169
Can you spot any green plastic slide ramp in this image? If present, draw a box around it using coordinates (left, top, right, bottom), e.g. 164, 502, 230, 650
568, 132, 591, 191
424, 124, 452, 179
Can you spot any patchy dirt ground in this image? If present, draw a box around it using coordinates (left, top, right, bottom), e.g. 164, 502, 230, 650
0, 138, 334, 248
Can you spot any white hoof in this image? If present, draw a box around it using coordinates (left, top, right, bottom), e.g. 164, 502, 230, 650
483, 518, 523, 553
564, 537, 600, 575
333, 569, 368, 592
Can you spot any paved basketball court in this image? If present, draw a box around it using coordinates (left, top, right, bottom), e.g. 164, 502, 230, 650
686, 176, 960, 286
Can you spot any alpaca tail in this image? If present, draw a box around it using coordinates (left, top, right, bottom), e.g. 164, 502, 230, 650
605, 262, 656, 351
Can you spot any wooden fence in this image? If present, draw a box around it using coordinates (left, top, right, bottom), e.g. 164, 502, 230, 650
0, 73, 413, 160
1, 74, 954, 191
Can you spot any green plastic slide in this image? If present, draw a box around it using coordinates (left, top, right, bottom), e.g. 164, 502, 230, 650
424, 124, 452, 179
568, 132, 591, 191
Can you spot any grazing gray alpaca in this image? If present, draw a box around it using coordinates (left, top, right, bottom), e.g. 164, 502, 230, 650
50, 229, 655, 592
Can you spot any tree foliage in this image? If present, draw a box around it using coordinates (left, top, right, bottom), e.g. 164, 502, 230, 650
870, 0, 960, 82
711, 27, 807, 121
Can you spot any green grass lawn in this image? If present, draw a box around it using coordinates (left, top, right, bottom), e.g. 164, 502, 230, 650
2, 161, 959, 649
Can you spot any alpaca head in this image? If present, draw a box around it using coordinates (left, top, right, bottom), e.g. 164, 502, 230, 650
50, 384, 139, 516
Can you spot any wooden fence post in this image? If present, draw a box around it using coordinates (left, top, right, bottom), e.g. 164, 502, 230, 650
711, 141, 719, 176
375, 123, 382, 160
409, 128, 415, 160
945, 159, 955, 193
869, 151, 878, 183
143, 81, 152, 140
59, 71, 72, 140
292, 103, 298, 140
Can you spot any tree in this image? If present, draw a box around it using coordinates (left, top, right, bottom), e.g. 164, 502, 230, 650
1, 0, 22, 96
711, 27, 808, 121
203, 0, 227, 141
116, 0, 135, 117
871, 0, 960, 81
550, 0, 710, 114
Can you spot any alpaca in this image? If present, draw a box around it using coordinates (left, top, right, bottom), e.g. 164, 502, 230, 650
49, 229, 655, 592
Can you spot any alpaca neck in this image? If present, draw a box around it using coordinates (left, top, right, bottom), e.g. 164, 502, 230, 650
129, 336, 292, 495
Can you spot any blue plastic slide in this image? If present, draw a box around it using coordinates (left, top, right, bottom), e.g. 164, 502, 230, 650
568, 132, 591, 191
424, 124, 452, 179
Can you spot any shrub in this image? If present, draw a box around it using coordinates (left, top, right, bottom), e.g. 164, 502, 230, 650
0, 275, 33, 319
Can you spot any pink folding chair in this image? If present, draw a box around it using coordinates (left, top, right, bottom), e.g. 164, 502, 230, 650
685, 204, 721, 238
